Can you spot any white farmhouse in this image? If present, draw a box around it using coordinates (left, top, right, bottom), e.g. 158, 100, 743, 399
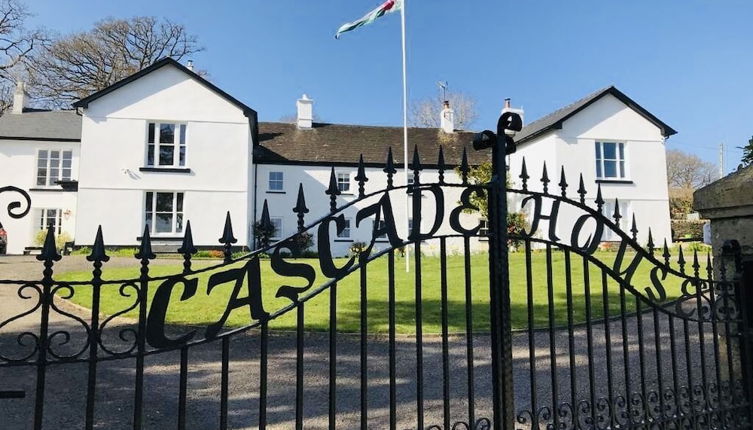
507, 87, 676, 247
0, 83, 81, 255
0, 58, 676, 255
71, 58, 258, 252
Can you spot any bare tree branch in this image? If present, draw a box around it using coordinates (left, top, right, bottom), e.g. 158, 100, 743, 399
409, 90, 478, 130
666, 149, 717, 189
27, 16, 203, 108
0, 0, 45, 112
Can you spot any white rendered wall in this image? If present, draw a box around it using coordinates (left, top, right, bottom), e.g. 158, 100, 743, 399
508, 93, 672, 247
75, 64, 253, 248
0, 139, 80, 254
254, 164, 489, 257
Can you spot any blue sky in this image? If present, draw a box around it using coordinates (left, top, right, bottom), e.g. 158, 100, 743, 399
27, 1, 753, 171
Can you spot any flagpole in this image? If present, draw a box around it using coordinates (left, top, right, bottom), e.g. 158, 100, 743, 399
401, 0, 410, 272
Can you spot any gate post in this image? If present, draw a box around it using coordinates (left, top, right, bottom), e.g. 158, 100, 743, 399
474, 111, 521, 429
727, 240, 753, 422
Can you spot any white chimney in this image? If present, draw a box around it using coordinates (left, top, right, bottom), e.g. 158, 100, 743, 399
296, 94, 313, 129
186, 60, 194, 71
501, 97, 525, 135
12, 81, 29, 114
440, 100, 454, 133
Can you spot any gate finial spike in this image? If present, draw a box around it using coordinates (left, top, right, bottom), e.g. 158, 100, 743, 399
87, 225, 110, 263
612, 198, 622, 224
355, 154, 369, 198
136, 226, 156, 261
293, 183, 309, 232
178, 220, 197, 255
220, 211, 238, 263
595, 184, 605, 213
437, 146, 446, 184
706, 252, 713, 277
662, 239, 671, 266
37, 225, 62, 262
558, 166, 568, 197
325, 166, 341, 212
540, 162, 550, 194
677, 245, 686, 273
630, 214, 638, 241
460, 147, 470, 184
692, 249, 700, 276
647, 228, 655, 255
384, 147, 397, 189
577, 173, 587, 204
411, 145, 422, 173
519, 157, 529, 191
178, 220, 197, 273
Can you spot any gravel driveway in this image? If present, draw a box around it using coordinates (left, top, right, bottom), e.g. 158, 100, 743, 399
0, 256, 737, 429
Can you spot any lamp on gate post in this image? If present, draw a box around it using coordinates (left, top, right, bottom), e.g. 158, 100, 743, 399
473, 110, 521, 429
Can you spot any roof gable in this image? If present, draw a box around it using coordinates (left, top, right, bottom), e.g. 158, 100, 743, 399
72, 57, 257, 119
514, 86, 676, 144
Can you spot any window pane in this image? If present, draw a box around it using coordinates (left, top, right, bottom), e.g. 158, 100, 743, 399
619, 161, 625, 178
148, 123, 155, 143
155, 213, 173, 233
37, 158, 46, 168
596, 160, 602, 178
603, 142, 616, 159
176, 214, 183, 233
62, 158, 72, 168
176, 193, 184, 212
62, 168, 71, 181
50, 168, 59, 181
159, 145, 174, 165
594, 142, 601, 159
37, 170, 47, 186
38, 150, 48, 159
63, 151, 72, 161
147, 145, 155, 166
604, 160, 617, 178
179, 146, 186, 166
618, 143, 625, 160
180, 124, 186, 145
159, 124, 175, 144
145, 192, 153, 212
145, 213, 153, 232
50, 151, 60, 160
155, 192, 173, 212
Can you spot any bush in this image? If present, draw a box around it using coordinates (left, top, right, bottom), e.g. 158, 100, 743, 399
253, 221, 277, 249
507, 212, 529, 250
349, 241, 368, 257
671, 220, 705, 240
288, 232, 313, 257
33, 230, 72, 251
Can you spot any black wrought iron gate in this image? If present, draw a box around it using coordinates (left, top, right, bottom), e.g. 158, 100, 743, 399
0, 112, 751, 429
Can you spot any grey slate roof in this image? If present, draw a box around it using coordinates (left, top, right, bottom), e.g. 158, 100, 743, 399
254, 122, 487, 167
0, 109, 81, 141
514, 86, 677, 144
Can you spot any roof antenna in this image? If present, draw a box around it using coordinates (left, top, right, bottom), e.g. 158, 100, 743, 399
437, 81, 448, 102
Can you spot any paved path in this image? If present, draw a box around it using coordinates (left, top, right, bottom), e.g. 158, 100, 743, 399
0, 256, 735, 429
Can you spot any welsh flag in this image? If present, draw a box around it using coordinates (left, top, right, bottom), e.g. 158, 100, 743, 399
335, 0, 403, 39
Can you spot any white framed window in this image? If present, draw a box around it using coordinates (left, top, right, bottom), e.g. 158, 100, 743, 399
595, 141, 626, 179
268, 171, 284, 191
145, 192, 184, 235
38, 209, 62, 235
374, 220, 387, 239
337, 219, 351, 238
337, 172, 351, 193
479, 219, 489, 237
36, 150, 73, 186
270, 217, 283, 240
147, 122, 187, 167
602, 199, 630, 240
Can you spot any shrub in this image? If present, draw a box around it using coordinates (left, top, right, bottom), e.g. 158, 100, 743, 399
507, 212, 529, 250
288, 232, 314, 257
253, 221, 277, 249
671, 220, 705, 240
349, 241, 368, 257
33, 230, 72, 251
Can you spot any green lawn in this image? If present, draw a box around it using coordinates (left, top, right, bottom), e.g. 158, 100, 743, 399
57, 251, 685, 334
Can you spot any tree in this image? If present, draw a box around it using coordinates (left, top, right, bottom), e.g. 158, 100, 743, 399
665, 149, 716, 189
739, 136, 753, 167
410, 90, 477, 130
27, 16, 202, 107
0, 0, 45, 112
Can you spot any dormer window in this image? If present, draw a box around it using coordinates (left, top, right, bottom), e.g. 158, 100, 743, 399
147, 122, 186, 167
595, 141, 626, 179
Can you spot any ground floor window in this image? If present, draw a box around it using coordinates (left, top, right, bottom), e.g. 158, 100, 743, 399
337, 219, 351, 238
602, 199, 630, 240
145, 192, 184, 235
270, 217, 283, 240
38, 209, 62, 234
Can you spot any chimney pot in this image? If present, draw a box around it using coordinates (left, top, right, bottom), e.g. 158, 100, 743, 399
186, 60, 194, 71
12, 81, 29, 114
296, 94, 314, 129
501, 97, 524, 135
440, 100, 454, 133
504, 98, 511, 109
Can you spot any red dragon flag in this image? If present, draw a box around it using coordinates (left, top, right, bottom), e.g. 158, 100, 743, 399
335, 0, 403, 39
